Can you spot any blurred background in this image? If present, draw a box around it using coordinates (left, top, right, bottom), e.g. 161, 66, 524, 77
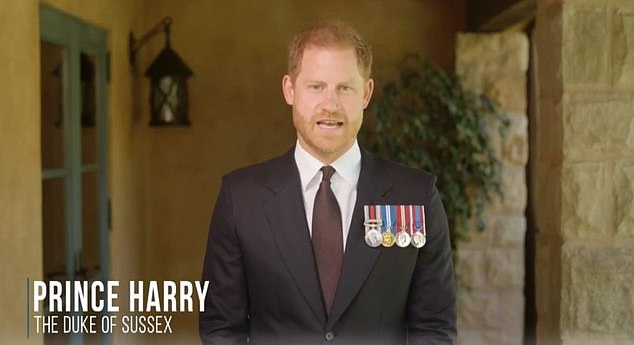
1, 0, 633, 344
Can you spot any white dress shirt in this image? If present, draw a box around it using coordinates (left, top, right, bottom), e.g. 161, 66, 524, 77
294, 140, 361, 251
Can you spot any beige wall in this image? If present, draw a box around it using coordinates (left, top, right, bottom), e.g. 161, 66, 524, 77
0, 1, 42, 344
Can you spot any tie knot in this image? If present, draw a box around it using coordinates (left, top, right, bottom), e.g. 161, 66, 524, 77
320, 166, 336, 182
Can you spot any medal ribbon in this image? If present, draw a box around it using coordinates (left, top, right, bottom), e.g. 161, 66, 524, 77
375, 205, 381, 227
396, 205, 404, 233
408, 205, 414, 235
364, 205, 369, 226
415, 205, 422, 232
381, 205, 389, 233
421, 205, 426, 236
389, 205, 396, 234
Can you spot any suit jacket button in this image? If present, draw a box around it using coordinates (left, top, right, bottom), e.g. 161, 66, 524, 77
325, 331, 335, 342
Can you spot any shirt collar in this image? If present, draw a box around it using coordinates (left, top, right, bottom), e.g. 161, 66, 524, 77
294, 140, 361, 191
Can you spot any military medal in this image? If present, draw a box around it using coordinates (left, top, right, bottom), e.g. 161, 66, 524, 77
364, 205, 382, 248
396, 205, 411, 248
412, 205, 427, 248
381, 205, 396, 247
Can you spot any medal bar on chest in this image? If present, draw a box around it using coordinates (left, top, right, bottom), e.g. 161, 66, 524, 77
364, 205, 382, 248
382, 205, 396, 247
412, 205, 426, 248
396, 205, 411, 247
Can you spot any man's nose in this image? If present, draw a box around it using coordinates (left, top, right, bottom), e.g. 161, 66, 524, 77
320, 88, 341, 113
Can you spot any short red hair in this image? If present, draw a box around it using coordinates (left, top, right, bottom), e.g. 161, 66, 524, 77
287, 20, 373, 81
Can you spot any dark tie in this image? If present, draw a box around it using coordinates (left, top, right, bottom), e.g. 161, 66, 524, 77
312, 166, 344, 316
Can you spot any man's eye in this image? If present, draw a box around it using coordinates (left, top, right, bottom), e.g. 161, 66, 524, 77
338, 86, 353, 92
308, 84, 324, 90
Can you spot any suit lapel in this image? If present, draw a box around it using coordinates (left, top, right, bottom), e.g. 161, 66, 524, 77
263, 149, 327, 327
327, 150, 392, 329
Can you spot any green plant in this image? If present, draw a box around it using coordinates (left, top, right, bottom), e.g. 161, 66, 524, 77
361, 53, 508, 248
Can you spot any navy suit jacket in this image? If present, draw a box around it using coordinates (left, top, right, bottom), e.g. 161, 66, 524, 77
200, 147, 456, 344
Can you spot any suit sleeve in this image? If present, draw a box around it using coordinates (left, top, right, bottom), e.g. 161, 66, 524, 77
200, 176, 250, 345
407, 178, 457, 345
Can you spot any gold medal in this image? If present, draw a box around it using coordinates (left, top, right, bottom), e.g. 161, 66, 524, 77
381, 205, 396, 247
382, 230, 396, 247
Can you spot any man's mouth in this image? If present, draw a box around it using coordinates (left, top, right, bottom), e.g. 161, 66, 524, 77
316, 119, 344, 129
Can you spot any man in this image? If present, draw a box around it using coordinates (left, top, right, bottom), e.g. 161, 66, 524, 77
200, 21, 456, 345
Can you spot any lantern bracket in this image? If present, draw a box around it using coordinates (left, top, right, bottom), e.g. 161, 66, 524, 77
129, 16, 173, 66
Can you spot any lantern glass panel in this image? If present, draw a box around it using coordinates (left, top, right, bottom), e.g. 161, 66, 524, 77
150, 74, 188, 125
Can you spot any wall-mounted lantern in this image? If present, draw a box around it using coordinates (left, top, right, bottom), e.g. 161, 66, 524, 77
129, 17, 193, 127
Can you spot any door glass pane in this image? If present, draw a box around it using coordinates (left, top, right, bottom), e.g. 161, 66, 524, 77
80, 53, 97, 165
81, 171, 102, 345
42, 177, 67, 281
40, 41, 65, 170
81, 171, 100, 279
42, 177, 71, 345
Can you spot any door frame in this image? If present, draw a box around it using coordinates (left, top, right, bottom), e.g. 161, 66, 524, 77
40, 4, 110, 345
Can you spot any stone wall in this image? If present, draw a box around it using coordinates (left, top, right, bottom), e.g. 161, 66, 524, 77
456, 32, 529, 345
535, 0, 634, 344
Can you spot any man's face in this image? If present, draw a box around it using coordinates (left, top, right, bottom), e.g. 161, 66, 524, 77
282, 46, 374, 164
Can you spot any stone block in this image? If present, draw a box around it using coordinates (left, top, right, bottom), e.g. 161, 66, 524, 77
561, 245, 634, 336
563, 4, 609, 84
485, 77, 527, 114
492, 214, 526, 248
456, 32, 529, 94
561, 162, 614, 240
458, 290, 500, 329
486, 114, 504, 163
495, 289, 525, 333
461, 226, 493, 248
614, 7, 634, 87
491, 163, 527, 213
616, 161, 634, 238
564, 93, 634, 160
457, 248, 488, 288
486, 248, 524, 288
483, 329, 524, 345
460, 210, 496, 248
456, 330, 488, 345
562, 335, 615, 345
502, 114, 528, 166
459, 289, 524, 340
616, 337, 634, 345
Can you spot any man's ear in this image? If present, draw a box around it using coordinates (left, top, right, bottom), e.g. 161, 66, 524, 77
362, 78, 374, 109
282, 75, 295, 105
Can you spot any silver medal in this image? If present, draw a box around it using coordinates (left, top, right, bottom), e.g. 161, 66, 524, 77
365, 228, 383, 247
412, 231, 426, 248
396, 231, 411, 248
